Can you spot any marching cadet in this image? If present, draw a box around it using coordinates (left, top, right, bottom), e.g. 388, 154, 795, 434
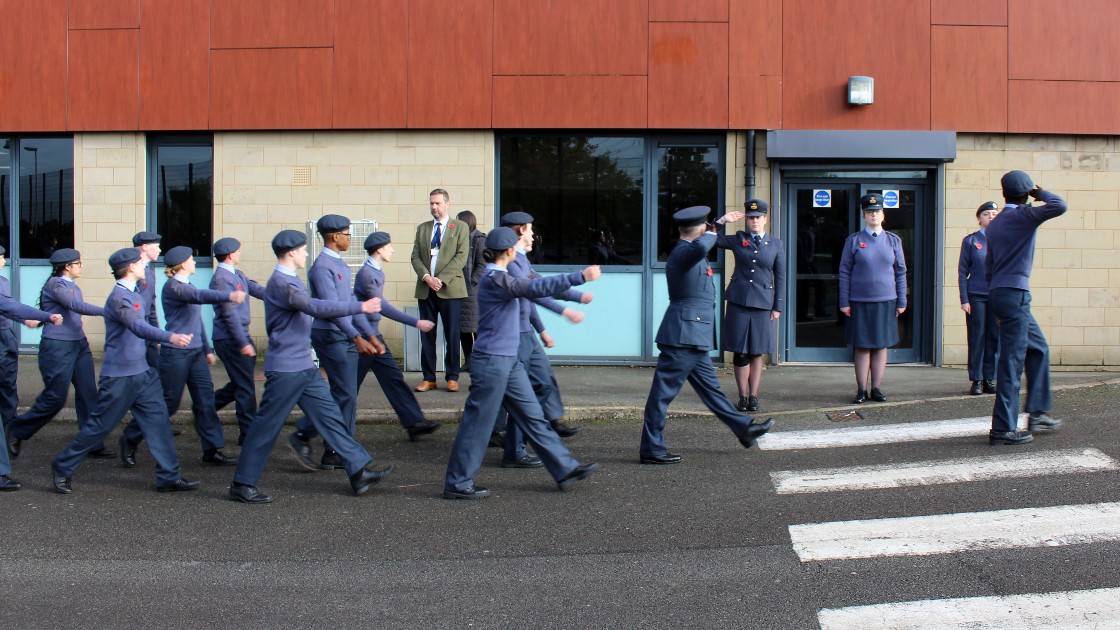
208, 237, 266, 445
639, 207, 773, 465
353, 231, 442, 441
7, 248, 114, 460
50, 248, 197, 494
132, 231, 163, 368
959, 201, 1001, 395
443, 227, 600, 499
229, 230, 393, 503
119, 246, 246, 468
1, 245, 64, 491
288, 215, 380, 471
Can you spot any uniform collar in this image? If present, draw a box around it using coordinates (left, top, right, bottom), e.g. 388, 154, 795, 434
322, 248, 342, 260
173, 273, 190, 283
979, 228, 986, 236
60, 275, 75, 283
864, 228, 883, 238
366, 256, 382, 271
485, 263, 507, 273
116, 279, 137, 291
275, 264, 298, 277
218, 262, 236, 274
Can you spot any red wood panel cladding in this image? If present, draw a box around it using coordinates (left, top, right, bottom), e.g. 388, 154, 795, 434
493, 76, 647, 128
1009, 80, 1120, 135
68, 29, 140, 130
648, 22, 728, 129
334, 0, 407, 128
0, 0, 68, 131
493, 0, 647, 75
931, 26, 1007, 132
210, 0, 334, 49
729, 0, 781, 77
1010, 0, 1120, 81
782, 0, 931, 130
139, 0, 208, 130
931, 0, 1006, 25
69, 0, 139, 29
650, 0, 728, 22
408, 0, 491, 128
730, 75, 782, 130
210, 48, 333, 130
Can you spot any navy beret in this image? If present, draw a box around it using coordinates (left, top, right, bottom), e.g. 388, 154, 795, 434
164, 246, 192, 267
109, 247, 141, 271
976, 201, 999, 217
271, 230, 307, 256
744, 198, 769, 217
213, 237, 241, 257
500, 211, 534, 226
316, 214, 350, 235
132, 231, 161, 246
485, 227, 519, 250
0, 245, 6, 256
672, 206, 711, 227
49, 248, 81, 265
364, 231, 391, 253
860, 194, 884, 212
1000, 170, 1034, 196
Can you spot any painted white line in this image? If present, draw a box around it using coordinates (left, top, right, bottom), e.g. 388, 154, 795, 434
789, 501, 1120, 562
771, 448, 1118, 494
818, 587, 1120, 630
757, 414, 1028, 450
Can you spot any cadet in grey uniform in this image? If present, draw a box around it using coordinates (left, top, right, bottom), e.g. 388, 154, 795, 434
959, 201, 1001, 395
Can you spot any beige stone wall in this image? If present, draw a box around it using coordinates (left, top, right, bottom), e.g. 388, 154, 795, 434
943, 134, 1120, 366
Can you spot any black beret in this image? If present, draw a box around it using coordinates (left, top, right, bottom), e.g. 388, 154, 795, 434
364, 231, 391, 253
1000, 170, 1034, 196
860, 194, 884, 212
976, 201, 999, 217
271, 230, 307, 256
164, 246, 192, 267
485, 227, 519, 250
500, 211, 534, 226
132, 231, 161, 246
49, 248, 81, 265
213, 237, 241, 257
672, 206, 711, 227
744, 198, 769, 217
109, 247, 141, 271
316, 214, 350, 235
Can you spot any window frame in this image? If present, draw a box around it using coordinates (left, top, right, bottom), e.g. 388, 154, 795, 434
146, 133, 215, 265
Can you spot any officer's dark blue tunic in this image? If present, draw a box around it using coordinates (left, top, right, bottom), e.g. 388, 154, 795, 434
210, 262, 266, 439
958, 228, 998, 381
716, 231, 785, 354
1, 276, 55, 477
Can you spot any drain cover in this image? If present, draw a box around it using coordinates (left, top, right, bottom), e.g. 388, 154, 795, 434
827, 410, 863, 422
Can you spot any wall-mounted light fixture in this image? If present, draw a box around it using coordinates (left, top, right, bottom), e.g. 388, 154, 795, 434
848, 76, 874, 105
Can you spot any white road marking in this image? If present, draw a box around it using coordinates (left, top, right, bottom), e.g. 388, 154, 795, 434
757, 414, 1027, 450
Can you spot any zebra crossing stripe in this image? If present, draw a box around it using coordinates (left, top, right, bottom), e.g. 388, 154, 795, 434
817, 587, 1120, 629
757, 415, 1027, 451
771, 448, 1118, 495
789, 501, 1120, 562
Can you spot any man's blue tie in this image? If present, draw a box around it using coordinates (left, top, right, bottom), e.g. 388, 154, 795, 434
431, 221, 442, 248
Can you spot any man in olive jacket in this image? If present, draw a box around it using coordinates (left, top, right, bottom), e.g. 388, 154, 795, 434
410, 188, 470, 392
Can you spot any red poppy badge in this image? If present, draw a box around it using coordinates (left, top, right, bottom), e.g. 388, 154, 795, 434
706, 267, 713, 277
237, 284, 243, 290
133, 302, 141, 310
859, 242, 867, 248
975, 243, 983, 250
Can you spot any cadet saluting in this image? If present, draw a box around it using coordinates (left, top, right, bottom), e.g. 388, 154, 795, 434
959, 201, 1001, 396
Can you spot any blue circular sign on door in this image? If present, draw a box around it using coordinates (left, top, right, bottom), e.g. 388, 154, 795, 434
883, 190, 899, 208
813, 189, 831, 207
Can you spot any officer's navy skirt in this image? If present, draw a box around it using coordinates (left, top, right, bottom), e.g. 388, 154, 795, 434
845, 300, 899, 349
721, 303, 773, 355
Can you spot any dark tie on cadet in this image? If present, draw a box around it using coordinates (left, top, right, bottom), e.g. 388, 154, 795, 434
431, 222, 442, 248
753, 234, 762, 248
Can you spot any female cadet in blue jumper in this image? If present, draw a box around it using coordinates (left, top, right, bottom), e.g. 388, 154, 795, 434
7, 248, 115, 460
715, 199, 785, 413
229, 230, 392, 504
1, 245, 64, 491
120, 246, 246, 468
838, 194, 907, 404
51, 247, 196, 495
443, 227, 600, 500
132, 231, 163, 369
959, 201, 1001, 396
353, 231, 442, 441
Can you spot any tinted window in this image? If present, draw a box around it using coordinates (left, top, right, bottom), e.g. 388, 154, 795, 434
151, 137, 213, 257
17, 138, 74, 259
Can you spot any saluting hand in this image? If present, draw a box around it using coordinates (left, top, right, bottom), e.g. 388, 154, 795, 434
416, 319, 435, 333
718, 211, 746, 224
229, 290, 247, 304
581, 265, 601, 282
170, 333, 192, 347
361, 297, 382, 314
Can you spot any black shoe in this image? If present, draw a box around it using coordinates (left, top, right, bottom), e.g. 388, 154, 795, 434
0, 475, 21, 491
229, 483, 272, 504
119, 435, 137, 468
406, 420, 442, 442
550, 420, 581, 438
989, 430, 1034, 445
202, 449, 238, 465
739, 418, 775, 449
287, 433, 317, 471
983, 380, 997, 394
501, 455, 543, 468
157, 478, 200, 493
852, 389, 868, 404
443, 486, 490, 500
1028, 412, 1063, 432
747, 395, 760, 412
5, 425, 19, 458
736, 396, 749, 412
870, 388, 887, 402
970, 380, 983, 395
88, 446, 117, 459
320, 450, 344, 471
640, 453, 682, 465
488, 432, 505, 448
557, 462, 599, 491
51, 467, 72, 494
172, 428, 183, 437
350, 465, 395, 496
